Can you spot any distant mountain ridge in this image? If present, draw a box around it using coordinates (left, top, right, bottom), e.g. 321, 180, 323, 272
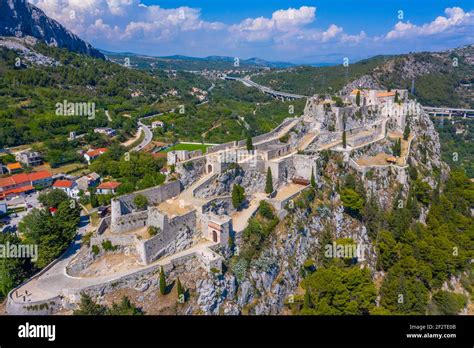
101, 50, 295, 69
0, 0, 104, 59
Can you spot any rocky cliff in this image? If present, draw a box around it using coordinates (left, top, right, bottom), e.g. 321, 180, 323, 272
0, 0, 104, 59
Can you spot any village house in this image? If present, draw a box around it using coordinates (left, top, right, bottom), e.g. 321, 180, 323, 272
84, 148, 108, 164
0, 170, 53, 199
6, 162, 22, 174
52, 180, 79, 198
93, 128, 117, 137
151, 120, 165, 129
96, 181, 121, 195
75, 172, 101, 192
15, 150, 42, 167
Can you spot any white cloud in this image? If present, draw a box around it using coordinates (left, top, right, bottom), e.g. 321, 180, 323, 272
386, 7, 474, 39
229, 6, 316, 42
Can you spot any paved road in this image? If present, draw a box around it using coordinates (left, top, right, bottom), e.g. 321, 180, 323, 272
131, 120, 153, 152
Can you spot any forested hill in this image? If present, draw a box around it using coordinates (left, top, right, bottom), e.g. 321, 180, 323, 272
252, 45, 474, 108
0, 39, 210, 148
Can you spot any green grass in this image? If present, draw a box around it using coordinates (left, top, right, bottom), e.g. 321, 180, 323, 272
163, 143, 210, 153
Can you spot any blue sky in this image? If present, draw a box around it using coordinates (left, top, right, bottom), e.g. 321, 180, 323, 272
32, 0, 474, 63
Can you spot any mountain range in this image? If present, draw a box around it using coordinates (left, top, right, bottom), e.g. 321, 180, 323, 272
0, 0, 104, 59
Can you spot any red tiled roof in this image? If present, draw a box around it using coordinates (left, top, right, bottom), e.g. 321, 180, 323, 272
0, 177, 15, 188
97, 181, 121, 190
28, 170, 52, 182
53, 180, 74, 188
11, 173, 30, 185
86, 148, 108, 158
1, 185, 34, 197
6, 162, 22, 170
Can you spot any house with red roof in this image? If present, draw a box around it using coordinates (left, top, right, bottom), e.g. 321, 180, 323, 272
29, 170, 54, 188
0, 170, 53, 199
6, 162, 22, 174
96, 181, 121, 195
84, 148, 108, 164
53, 179, 79, 198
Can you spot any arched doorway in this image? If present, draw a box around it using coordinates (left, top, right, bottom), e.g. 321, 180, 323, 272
207, 164, 213, 173
212, 230, 218, 243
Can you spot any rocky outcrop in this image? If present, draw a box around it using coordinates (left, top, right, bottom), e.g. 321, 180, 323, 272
0, 0, 104, 59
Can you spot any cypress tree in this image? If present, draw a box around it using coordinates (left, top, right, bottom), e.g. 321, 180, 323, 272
403, 123, 410, 140
176, 277, 185, 303
304, 288, 312, 309
342, 130, 347, 149
246, 135, 254, 151
265, 167, 274, 194
310, 168, 316, 188
159, 266, 166, 295
356, 90, 361, 106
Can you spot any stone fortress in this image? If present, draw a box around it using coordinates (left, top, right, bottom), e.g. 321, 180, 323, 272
7, 86, 420, 314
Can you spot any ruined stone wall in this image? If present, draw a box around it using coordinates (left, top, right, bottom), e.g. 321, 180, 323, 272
110, 181, 181, 233
137, 210, 197, 264
292, 154, 318, 180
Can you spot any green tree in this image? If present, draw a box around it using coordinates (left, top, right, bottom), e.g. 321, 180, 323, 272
392, 138, 401, 157
0, 233, 35, 299
310, 168, 316, 188
133, 194, 149, 210
73, 293, 107, 315
356, 90, 361, 106
38, 189, 69, 209
159, 266, 167, 295
300, 266, 376, 315
340, 188, 364, 217
394, 90, 399, 103
342, 130, 347, 149
403, 123, 410, 140
246, 134, 254, 151
265, 167, 274, 194
231, 184, 245, 210
176, 277, 185, 303
107, 296, 143, 315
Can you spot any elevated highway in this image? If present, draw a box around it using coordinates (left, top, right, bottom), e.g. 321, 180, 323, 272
225, 76, 307, 100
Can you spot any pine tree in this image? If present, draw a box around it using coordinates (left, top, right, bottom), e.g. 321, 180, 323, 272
356, 90, 361, 106
265, 167, 274, 194
159, 266, 166, 295
310, 168, 316, 188
342, 130, 347, 149
246, 134, 254, 151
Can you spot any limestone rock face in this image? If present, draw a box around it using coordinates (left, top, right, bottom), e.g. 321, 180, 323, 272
0, 0, 104, 59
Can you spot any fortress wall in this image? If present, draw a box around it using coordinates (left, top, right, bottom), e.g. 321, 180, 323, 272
207, 141, 238, 154
293, 154, 317, 180
266, 156, 293, 185
90, 234, 136, 247
6, 294, 62, 315
116, 181, 181, 209
97, 216, 111, 235
137, 210, 197, 264
111, 210, 148, 234
110, 181, 181, 233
